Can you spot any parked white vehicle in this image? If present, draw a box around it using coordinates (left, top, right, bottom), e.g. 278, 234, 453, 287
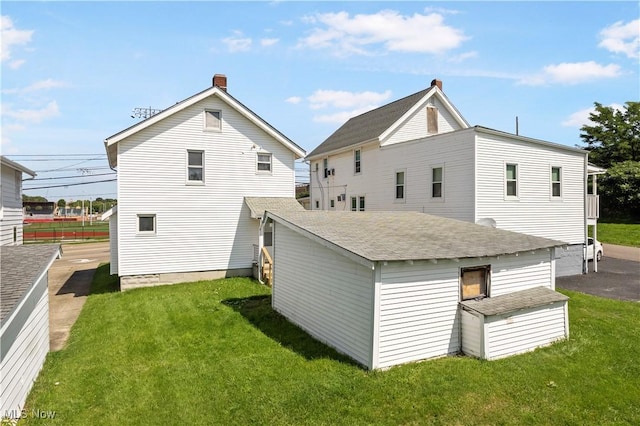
587, 238, 603, 261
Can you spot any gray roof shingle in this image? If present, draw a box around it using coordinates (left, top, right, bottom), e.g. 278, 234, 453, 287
460, 286, 569, 316
1, 244, 61, 324
306, 87, 434, 158
245, 197, 304, 219
267, 211, 565, 263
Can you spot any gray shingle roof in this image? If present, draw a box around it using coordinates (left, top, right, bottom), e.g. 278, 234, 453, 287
460, 286, 569, 316
267, 211, 565, 263
245, 197, 304, 219
306, 87, 434, 158
1, 244, 61, 324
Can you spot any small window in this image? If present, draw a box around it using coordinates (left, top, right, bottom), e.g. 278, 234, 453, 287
354, 149, 361, 174
351, 196, 357, 211
264, 221, 273, 246
395, 171, 405, 200
204, 110, 221, 131
257, 153, 272, 173
15, 170, 21, 200
323, 158, 329, 179
315, 200, 319, 209
506, 163, 518, 197
432, 167, 443, 198
359, 196, 365, 211
330, 199, 335, 208
13, 226, 17, 243
188, 150, 204, 182
551, 167, 561, 197
138, 214, 156, 234
427, 106, 438, 134
461, 266, 490, 300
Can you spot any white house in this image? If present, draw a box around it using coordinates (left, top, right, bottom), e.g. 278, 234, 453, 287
306, 79, 600, 277
103, 74, 306, 290
263, 210, 569, 369
0, 157, 61, 420
0, 156, 36, 246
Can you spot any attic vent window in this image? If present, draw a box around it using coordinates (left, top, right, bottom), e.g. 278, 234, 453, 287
427, 105, 438, 134
204, 109, 221, 131
461, 266, 490, 300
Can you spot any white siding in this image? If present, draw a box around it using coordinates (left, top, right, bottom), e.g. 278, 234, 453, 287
490, 251, 553, 296
116, 95, 296, 276
109, 212, 118, 275
272, 224, 375, 368
0, 165, 23, 246
460, 310, 482, 358
475, 133, 585, 244
377, 260, 461, 369
384, 97, 464, 145
310, 131, 476, 223
0, 275, 49, 417
484, 302, 568, 360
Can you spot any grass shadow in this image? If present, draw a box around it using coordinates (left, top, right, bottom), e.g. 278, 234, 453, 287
222, 295, 359, 367
89, 263, 120, 294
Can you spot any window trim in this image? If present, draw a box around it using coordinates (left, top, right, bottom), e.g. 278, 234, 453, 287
203, 109, 222, 132
350, 195, 366, 212
551, 166, 562, 199
137, 214, 156, 235
187, 150, 204, 184
256, 152, 273, 174
505, 162, 519, 199
431, 164, 444, 200
395, 169, 406, 202
354, 148, 362, 175
460, 265, 491, 301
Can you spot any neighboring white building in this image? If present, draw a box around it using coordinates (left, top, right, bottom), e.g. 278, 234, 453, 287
263, 210, 569, 370
0, 156, 36, 246
103, 74, 306, 290
306, 79, 599, 277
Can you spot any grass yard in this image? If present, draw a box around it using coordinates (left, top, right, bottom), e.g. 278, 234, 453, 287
594, 222, 640, 247
21, 267, 640, 425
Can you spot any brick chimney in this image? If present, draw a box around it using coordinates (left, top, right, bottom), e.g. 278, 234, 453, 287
213, 74, 227, 92
430, 79, 442, 91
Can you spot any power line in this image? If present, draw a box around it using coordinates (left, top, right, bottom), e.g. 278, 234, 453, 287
6, 154, 106, 158
25, 172, 116, 181
23, 179, 117, 191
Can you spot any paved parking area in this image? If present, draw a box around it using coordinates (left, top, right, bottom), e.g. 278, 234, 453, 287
557, 257, 640, 302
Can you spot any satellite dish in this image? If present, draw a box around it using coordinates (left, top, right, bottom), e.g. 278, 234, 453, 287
476, 218, 497, 228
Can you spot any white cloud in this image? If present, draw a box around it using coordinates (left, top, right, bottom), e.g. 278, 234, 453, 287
562, 103, 624, 127
447, 51, 478, 63
308, 89, 392, 110
2, 101, 60, 123
1, 15, 34, 63
285, 96, 302, 104
298, 10, 468, 56
599, 19, 640, 59
3, 78, 68, 94
518, 61, 621, 85
313, 109, 372, 124
9, 59, 25, 69
260, 38, 279, 47
222, 31, 252, 52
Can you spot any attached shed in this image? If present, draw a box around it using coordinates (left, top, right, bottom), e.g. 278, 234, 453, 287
0, 244, 61, 418
263, 211, 569, 369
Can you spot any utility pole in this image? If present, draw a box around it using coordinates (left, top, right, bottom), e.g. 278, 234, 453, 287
131, 106, 162, 119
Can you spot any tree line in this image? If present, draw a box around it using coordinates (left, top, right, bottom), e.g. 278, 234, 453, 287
580, 101, 639, 221
22, 195, 117, 214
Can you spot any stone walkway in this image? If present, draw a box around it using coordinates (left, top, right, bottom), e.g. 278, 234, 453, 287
48, 241, 110, 351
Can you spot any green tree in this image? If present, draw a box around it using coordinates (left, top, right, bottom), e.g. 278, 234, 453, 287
580, 101, 640, 168
598, 161, 640, 220
57, 199, 67, 208
22, 194, 48, 202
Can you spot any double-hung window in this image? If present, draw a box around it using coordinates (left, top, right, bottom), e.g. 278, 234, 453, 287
351, 196, 366, 211
354, 149, 361, 174
395, 171, 405, 200
432, 166, 443, 198
188, 150, 204, 183
257, 153, 272, 173
505, 163, 518, 197
551, 167, 561, 197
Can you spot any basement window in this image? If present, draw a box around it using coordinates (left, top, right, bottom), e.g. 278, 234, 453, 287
461, 266, 490, 300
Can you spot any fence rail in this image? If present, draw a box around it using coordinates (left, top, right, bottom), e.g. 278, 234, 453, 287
24, 229, 109, 243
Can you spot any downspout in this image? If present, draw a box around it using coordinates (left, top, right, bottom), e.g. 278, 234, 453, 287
257, 213, 267, 285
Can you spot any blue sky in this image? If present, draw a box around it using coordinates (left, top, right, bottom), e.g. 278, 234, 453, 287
2, 1, 638, 202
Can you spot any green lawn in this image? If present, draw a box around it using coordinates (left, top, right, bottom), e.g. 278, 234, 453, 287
24, 221, 109, 233
21, 268, 640, 425
595, 222, 640, 247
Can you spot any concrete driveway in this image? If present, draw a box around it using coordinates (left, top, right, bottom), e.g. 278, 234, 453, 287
557, 254, 640, 302
48, 241, 111, 351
